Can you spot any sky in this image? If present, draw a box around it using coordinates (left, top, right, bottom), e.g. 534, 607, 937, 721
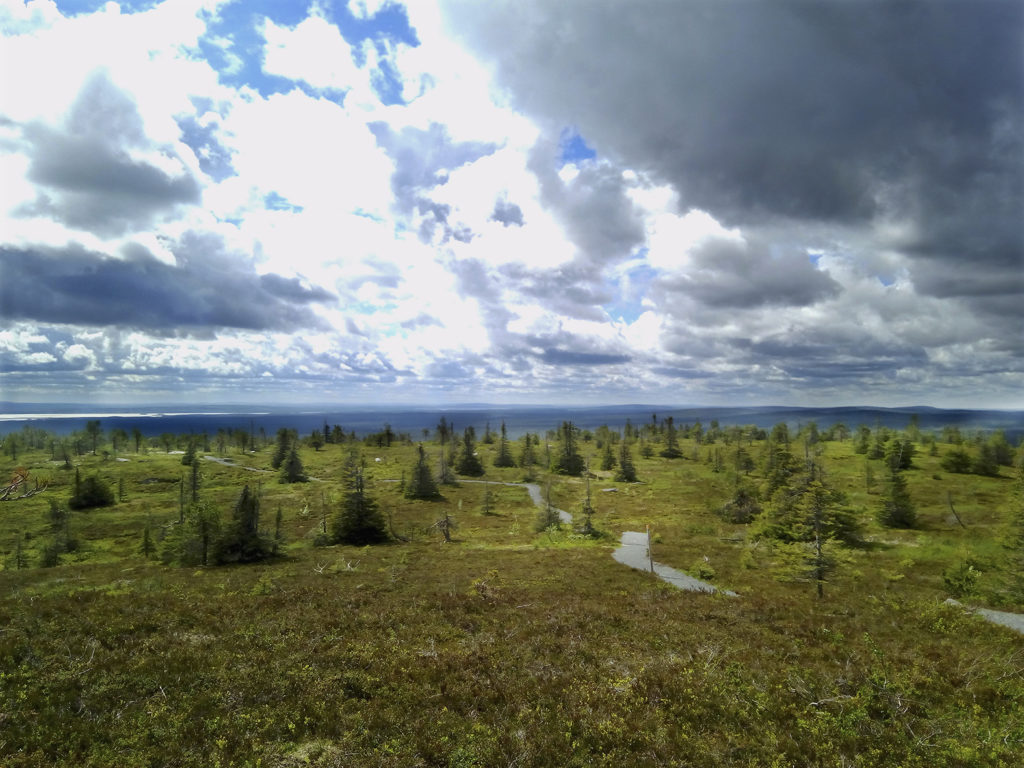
0, 0, 1021, 409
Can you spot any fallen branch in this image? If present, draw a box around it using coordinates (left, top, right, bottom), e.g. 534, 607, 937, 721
0, 469, 48, 501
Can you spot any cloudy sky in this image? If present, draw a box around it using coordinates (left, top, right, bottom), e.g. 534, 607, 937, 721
0, 0, 1021, 408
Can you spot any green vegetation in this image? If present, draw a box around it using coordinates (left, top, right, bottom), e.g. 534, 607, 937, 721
0, 417, 1022, 766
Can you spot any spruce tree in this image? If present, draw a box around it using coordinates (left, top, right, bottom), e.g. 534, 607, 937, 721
216, 484, 270, 563
600, 439, 617, 471
552, 421, 584, 476
271, 428, 291, 470
615, 439, 638, 482
877, 467, 916, 528
660, 416, 682, 458
535, 480, 561, 531
173, 501, 222, 566
332, 469, 388, 545
755, 471, 860, 544
69, 473, 115, 510
481, 480, 495, 516
310, 429, 324, 451
493, 422, 515, 468
579, 473, 598, 537
455, 428, 485, 477
280, 445, 308, 483
438, 447, 457, 485
406, 445, 442, 499
518, 433, 537, 476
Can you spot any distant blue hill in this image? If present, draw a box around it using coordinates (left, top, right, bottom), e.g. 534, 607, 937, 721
1, 403, 1022, 443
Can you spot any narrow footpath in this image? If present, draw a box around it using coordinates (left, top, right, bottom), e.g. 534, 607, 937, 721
613, 531, 738, 595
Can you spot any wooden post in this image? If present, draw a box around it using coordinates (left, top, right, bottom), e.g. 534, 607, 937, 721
647, 524, 655, 573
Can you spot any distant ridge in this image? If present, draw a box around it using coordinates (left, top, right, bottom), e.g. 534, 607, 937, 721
2, 403, 1022, 441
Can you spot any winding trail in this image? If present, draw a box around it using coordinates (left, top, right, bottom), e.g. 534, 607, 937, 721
945, 599, 1024, 635
613, 531, 738, 595
459, 479, 572, 525
203, 455, 272, 473
467, 479, 731, 594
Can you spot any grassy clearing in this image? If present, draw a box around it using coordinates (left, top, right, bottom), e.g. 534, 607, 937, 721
1, 428, 1022, 766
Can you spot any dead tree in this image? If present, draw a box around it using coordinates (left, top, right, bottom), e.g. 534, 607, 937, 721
1, 469, 48, 501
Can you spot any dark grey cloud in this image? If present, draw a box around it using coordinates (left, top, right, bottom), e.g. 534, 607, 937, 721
499, 262, 613, 322
657, 237, 840, 309
491, 198, 524, 227
0, 234, 332, 332
15, 71, 200, 236
528, 139, 644, 264
259, 273, 336, 303
369, 121, 497, 241
449, 257, 635, 371
538, 348, 630, 366
649, 366, 712, 380
442, 0, 1023, 301
400, 313, 443, 330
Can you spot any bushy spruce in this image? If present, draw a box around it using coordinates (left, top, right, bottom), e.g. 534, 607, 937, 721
455, 428, 485, 477
660, 416, 683, 459
614, 440, 638, 482
552, 422, 584, 476
406, 445, 442, 499
719, 485, 762, 524
279, 445, 308, 483
215, 485, 271, 563
332, 469, 389, 545
492, 422, 515, 468
877, 469, 916, 528
68, 472, 115, 510
600, 440, 617, 471
271, 428, 292, 470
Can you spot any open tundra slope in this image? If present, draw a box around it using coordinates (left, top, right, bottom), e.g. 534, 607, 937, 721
1, 423, 1022, 767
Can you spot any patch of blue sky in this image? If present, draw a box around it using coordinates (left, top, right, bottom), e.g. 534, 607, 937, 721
352, 300, 397, 315
176, 112, 236, 181
353, 208, 385, 223
263, 191, 303, 212
53, 0, 162, 14
808, 252, 823, 267
604, 259, 657, 323
558, 127, 597, 166
370, 56, 407, 105
332, 1, 418, 48
198, 0, 416, 105
877, 275, 896, 287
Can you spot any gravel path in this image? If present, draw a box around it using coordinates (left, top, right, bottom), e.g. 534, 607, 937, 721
459, 479, 573, 525
203, 455, 273, 473
945, 599, 1024, 635
613, 531, 738, 595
